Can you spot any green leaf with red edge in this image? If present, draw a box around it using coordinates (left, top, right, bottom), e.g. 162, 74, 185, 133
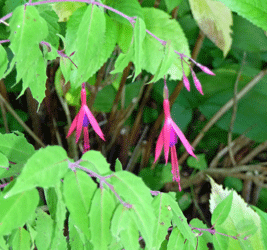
89, 188, 116, 249
216, 0, 267, 32
4, 146, 68, 198
63, 170, 97, 240
6, 5, 49, 104
189, 0, 233, 56
0, 189, 39, 237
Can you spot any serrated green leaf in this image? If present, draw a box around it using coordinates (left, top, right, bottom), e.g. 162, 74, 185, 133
35, 209, 54, 250
142, 8, 190, 80
152, 193, 172, 249
63, 170, 97, 240
189, 0, 233, 56
0, 45, 8, 79
166, 193, 196, 248
0, 132, 35, 164
7, 5, 49, 104
133, 17, 146, 78
38, 5, 60, 48
211, 191, 233, 225
0, 236, 8, 250
89, 188, 116, 250
110, 204, 139, 250
93, 85, 117, 112
167, 227, 193, 250
46, 184, 67, 250
110, 171, 155, 249
72, 5, 106, 85
151, 41, 176, 83
11, 228, 31, 250
209, 177, 264, 249
0, 189, 39, 237
81, 150, 111, 176
5, 146, 68, 198
216, 0, 267, 32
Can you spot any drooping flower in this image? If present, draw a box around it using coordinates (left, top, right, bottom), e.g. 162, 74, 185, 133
154, 79, 196, 191
67, 83, 105, 153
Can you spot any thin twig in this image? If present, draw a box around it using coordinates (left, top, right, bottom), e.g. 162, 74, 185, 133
228, 52, 246, 166
179, 67, 267, 165
0, 92, 45, 147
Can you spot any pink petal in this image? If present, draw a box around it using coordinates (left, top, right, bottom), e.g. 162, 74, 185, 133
84, 105, 105, 141
83, 127, 90, 153
183, 73, 190, 92
154, 129, 164, 162
192, 70, 204, 95
171, 146, 181, 191
197, 63, 215, 76
163, 122, 171, 164
76, 109, 85, 143
66, 114, 79, 138
171, 120, 196, 158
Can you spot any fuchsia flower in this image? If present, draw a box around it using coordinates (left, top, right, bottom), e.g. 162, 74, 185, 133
67, 83, 105, 153
154, 80, 196, 191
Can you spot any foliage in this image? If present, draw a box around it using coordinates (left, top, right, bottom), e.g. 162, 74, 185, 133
0, 0, 267, 249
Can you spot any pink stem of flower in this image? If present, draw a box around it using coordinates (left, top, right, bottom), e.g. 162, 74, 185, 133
171, 145, 181, 191
83, 127, 90, 153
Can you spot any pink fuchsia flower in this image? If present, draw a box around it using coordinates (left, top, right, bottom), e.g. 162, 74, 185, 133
154, 83, 196, 191
67, 83, 105, 153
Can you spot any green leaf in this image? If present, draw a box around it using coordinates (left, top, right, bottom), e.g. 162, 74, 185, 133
197, 65, 267, 142
133, 17, 146, 77
35, 209, 54, 250
187, 154, 208, 170
167, 227, 193, 250
224, 177, 243, 192
81, 150, 111, 176
45, 185, 67, 250
5, 146, 68, 198
142, 8, 190, 80
166, 193, 196, 248
189, 0, 233, 56
0, 236, 8, 250
152, 193, 173, 249
0, 132, 35, 164
0, 152, 9, 177
216, 0, 267, 32
8, 5, 49, 104
11, 228, 31, 250
211, 191, 233, 225
115, 159, 123, 172
190, 218, 213, 249
52, 2, 86, 22
73, 5, 106, 85
164, 0, 183, 13
38, 5, 60, 48
151, 41, 176, 83
0, 189, 39, 237
110, 171, 155, 249
93, 85, 117, 112
111, 204, 139, 250
209, 177, 264, 249
63, 170, 97, 240
0, 45, 8, 79
89, 189, 116, 249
